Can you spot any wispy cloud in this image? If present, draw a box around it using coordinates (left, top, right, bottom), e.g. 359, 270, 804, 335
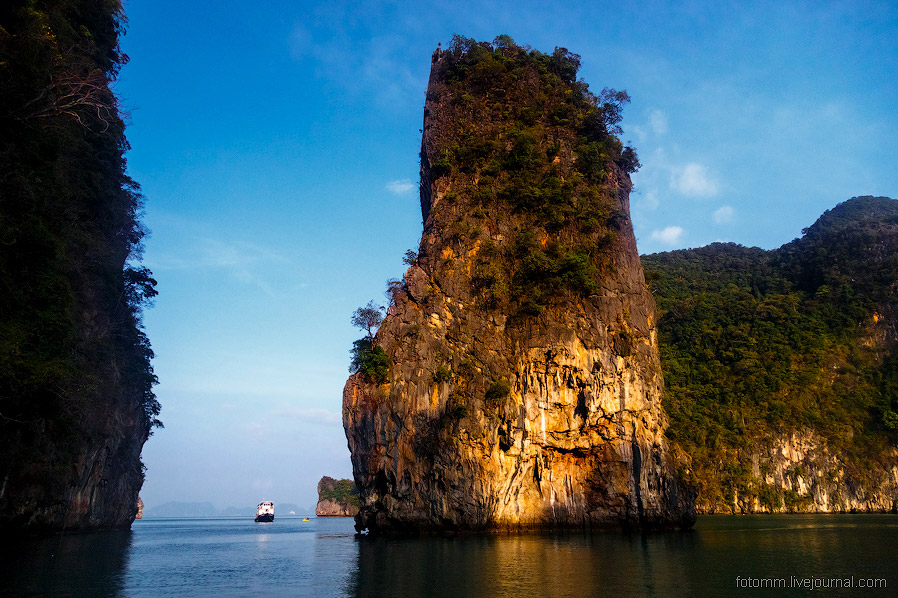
287, 6, 425, 107
671, 163, 718, 197
246, 421, 267, 439
631, 109, 668, 143
650, 226, 685, 246
152, 238, 287, 272
649, 109, 668, 135
148, 235, 290, 297
713, 205, 735, 224
636, 188, 661, 212
386, 178, 415, 195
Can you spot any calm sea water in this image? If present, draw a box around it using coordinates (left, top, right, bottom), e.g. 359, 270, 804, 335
1, 514, 896, 597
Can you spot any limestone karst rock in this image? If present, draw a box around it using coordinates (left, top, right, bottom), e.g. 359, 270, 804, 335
315, 476, 361, 517
343, 37, 695, 533
0, 0, 157, 532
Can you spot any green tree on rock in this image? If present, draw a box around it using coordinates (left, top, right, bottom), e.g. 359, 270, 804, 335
349, 301, 390, 384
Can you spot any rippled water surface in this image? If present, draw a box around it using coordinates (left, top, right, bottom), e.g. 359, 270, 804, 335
2, 514, 896, 596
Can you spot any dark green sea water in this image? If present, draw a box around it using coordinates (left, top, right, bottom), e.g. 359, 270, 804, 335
1, 514, 895, 596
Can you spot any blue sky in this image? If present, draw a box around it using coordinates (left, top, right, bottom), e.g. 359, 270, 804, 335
117, 0, 898, 511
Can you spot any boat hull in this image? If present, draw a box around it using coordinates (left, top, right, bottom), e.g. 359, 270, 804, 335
254, 514, 274, 522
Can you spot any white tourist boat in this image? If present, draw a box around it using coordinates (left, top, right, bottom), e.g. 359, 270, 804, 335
254, 501, 274, 522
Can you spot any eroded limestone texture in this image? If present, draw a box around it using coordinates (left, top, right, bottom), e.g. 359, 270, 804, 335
343, 41, 694, 533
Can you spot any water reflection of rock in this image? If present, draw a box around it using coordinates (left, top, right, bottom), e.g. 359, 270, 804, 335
351, 531, 698, 597
351, 517, 898, 596
0, 530, 131, 596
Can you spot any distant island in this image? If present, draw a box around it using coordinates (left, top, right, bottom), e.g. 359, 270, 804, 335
142, 502, 305, 518
315, 477, 360, 517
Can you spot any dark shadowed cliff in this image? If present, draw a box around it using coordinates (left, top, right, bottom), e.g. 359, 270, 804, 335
0, 0, 158, 532
644, 196, 898, 513
343, 36, 695, 534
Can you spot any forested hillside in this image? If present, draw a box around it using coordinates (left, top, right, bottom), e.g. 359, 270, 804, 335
0, 0, 158, 531
644, 196, 898, 512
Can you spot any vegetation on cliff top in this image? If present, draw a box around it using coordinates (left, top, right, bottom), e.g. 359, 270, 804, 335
0, 0, 157, 527
317, 477, 360, 509
425, 35, 639, 319
644, 196, 898, 510
349, 35, 643, 378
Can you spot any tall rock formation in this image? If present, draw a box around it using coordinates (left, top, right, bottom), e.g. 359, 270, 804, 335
343, 37, 695, 533
0, 0, 158, 532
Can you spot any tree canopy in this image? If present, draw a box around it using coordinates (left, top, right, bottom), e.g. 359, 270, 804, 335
349, 301, 389, 384
351, 301, 384, 344
423, 35, 640, 320
643, 197, 898, 509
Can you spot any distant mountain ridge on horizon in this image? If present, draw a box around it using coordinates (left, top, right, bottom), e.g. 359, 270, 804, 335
142, 501, 311, 518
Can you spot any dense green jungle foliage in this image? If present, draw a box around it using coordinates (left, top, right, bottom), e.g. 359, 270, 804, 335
319, 478, 360, 508
643, 196, 898, 508
0, 0, 157, 520
426, 35, 639, 319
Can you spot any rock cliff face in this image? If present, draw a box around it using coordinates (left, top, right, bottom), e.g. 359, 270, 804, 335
343, 38, 694, 534
0, 0, 158, 532
315, 477, 360, 517
316, 499, 357, 517
735, 431, 898, 513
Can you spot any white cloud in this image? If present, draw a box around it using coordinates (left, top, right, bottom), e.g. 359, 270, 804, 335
150, 237, 287, 272
246, 421, 267, 439
146, 236, 289, 297
288, 16, 423, 107
649, 109, 668, 135
631, 109, 668, 142
650, 226, 685, 246
713, 205, 735, 224
638, 188, 660, 211
671, 162, 718, 197
386, 178, 415, 194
